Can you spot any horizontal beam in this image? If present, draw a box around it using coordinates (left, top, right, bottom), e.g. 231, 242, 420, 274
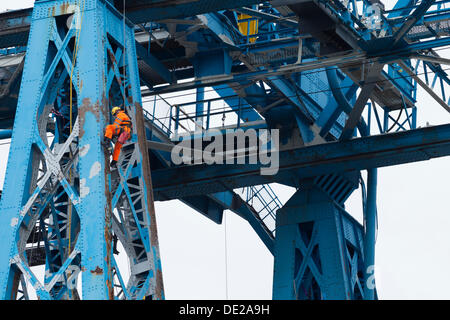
0, 0, 263, 48
135, 41, 174, 84
412, 53, 450, 66
0, 130, 12, 139
124, 0, 264, 24
150, 34, 450, 95
387, 35, 450, 56
234, 7, 298, 28
152, 123, 450, 199
150, 52, 369, 94
0, 8, 32, 49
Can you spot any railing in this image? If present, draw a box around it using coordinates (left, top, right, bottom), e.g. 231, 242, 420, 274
143, 92, 284, 235
142, 103, 172, 136
240, 184, 283, 237
142, 95, 174, 136
143, 90, 259, 139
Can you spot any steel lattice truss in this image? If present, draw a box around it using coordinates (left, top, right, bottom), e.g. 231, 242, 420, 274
0, 0, 450, 299
0, 0, 163, 300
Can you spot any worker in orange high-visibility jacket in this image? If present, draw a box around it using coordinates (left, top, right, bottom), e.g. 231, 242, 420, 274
103, 107, 132, 167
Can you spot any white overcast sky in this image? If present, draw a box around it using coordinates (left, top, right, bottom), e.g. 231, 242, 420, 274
2, 0, 450, 299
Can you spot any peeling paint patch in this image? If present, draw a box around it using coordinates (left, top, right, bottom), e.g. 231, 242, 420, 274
78, 98, 101, 139
90, 266, 103, 275
10, 217, 18, 227
89, 161, 101, 179
79, 144, 90, 157
218, 34, 235, 46
197, 14, 235, 46
70, 193, 79, 206
197, 14, 207, 25
80, 178, 90, 199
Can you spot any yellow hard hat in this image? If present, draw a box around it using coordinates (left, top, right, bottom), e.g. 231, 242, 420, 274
112, 107, 121, 116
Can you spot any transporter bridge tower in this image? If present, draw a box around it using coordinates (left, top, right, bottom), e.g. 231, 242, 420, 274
0, 0, 449, 299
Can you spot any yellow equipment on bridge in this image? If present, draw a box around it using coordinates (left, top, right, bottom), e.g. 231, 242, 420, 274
238, 14, 259, 43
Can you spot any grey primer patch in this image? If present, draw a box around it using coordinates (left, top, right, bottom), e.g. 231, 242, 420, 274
10, 217, 18, 227
79, 144, 90, 157
80, 178, 90, 198
89, 161, 101, 179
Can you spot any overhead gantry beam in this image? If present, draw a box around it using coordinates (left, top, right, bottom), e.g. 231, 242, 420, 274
152, 123, 450, 199
391, 0, 436, 46
0, 0, 263, 49
116, 0, 264, 24
0, 8, 32, 49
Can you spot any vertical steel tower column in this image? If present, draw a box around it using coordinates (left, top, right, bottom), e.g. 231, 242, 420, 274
363, 168, 378, 300
273, 182, 367, 300
0, 0, 163, 300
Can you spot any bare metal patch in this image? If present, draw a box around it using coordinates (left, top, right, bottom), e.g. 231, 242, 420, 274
79, 144, 90, 157
80, 178, 90, 198
89, 161, 101, 179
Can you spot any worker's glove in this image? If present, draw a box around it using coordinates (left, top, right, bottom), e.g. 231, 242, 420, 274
102, 138, 112, 152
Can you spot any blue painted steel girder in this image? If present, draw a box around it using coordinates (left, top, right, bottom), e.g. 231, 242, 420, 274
106, 0, 264, 24
0, 0, 263, 49
2, 0, 450, 300
273, 184, 366, 300
151, 123, 450, 199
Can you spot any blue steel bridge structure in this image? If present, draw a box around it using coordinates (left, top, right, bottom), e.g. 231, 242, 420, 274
0, 0, 449, 300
